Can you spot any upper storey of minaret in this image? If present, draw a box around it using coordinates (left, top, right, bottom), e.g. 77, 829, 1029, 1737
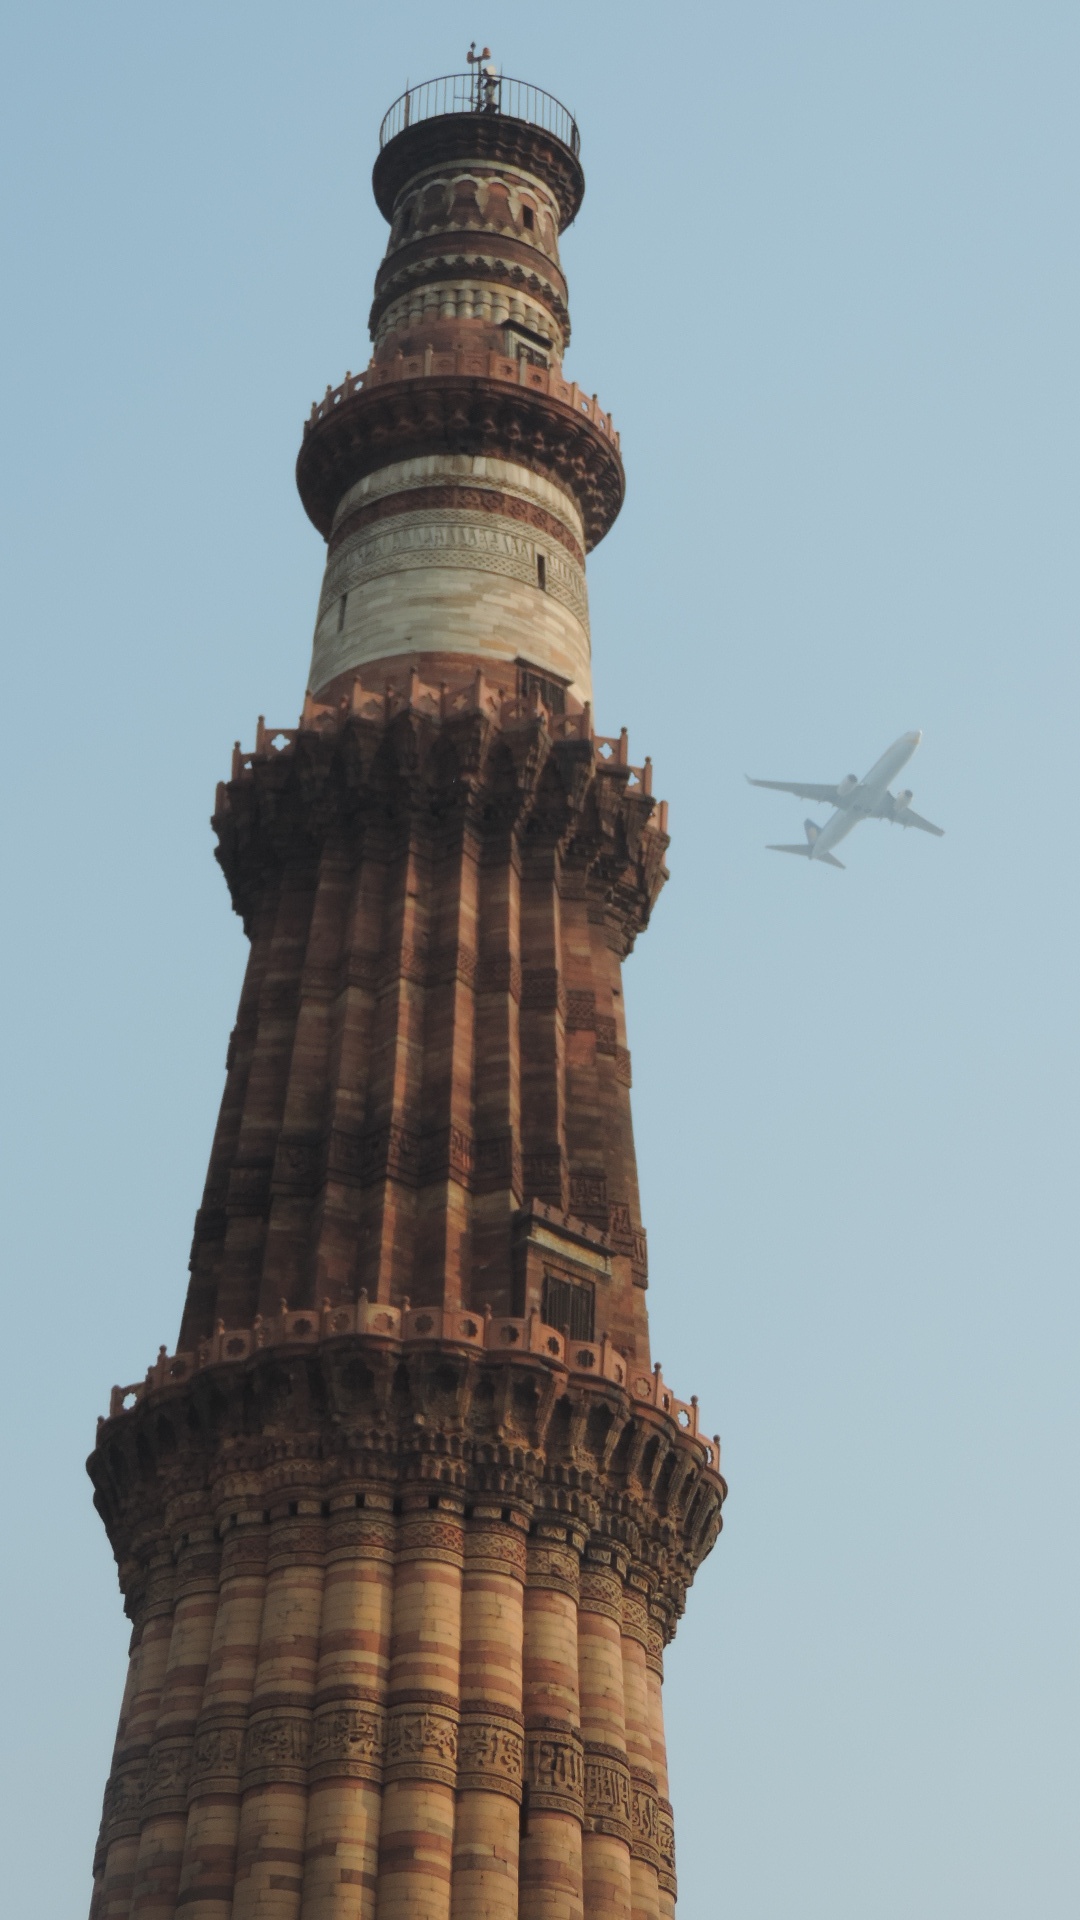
296, 61, 622, 711
369, 66, 583, 368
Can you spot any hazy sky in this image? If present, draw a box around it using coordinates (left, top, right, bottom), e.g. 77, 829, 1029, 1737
2, 3, 1078, 1914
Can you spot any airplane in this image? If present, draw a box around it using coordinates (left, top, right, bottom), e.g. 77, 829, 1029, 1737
747, 730, 944, 869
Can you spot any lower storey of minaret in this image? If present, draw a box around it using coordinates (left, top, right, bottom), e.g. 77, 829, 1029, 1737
89, 1338, 723, 1920
92, 1513, 676, 1920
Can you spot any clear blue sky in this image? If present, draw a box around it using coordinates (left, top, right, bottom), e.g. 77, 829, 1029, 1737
2, 3, 1077, 1914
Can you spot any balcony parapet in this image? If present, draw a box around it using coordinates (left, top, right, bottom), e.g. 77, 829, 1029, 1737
102, 1300, 721, 1483
219, 665, 662, 831
297, 350, 623, 547
304, 351, 617, 450
378, 72, 580, 159
372, 70, 585, 229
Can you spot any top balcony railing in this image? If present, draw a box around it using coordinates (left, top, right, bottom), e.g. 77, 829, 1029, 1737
379, 70, 580, 157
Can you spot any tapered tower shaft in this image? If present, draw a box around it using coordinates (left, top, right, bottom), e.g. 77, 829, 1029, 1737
88, 65, 724, 1920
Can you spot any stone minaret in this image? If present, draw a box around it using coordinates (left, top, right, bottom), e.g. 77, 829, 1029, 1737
88, 62, 725, 1920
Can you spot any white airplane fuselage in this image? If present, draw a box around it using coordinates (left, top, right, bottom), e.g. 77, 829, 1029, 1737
809, 730, 921, 859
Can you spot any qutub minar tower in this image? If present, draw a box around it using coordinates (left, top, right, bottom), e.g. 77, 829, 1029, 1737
88, 55, 725, 1920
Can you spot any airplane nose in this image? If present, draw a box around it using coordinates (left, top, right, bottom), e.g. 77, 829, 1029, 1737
908, 729, 922, 745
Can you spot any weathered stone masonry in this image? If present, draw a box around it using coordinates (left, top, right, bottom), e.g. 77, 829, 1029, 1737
88, 62, 725, 1920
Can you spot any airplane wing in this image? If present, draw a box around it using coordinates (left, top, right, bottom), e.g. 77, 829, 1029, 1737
745, 777, 842, 805
892, 807, 944, 836
869, 792, 945, 836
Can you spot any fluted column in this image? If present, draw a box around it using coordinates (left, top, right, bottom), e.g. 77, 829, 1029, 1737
362, 821, 429, 1303
450, 1508, 526, 1917
472, 828, 523, 1314
519, 1524, 585, 1920
130, 1514, 220, 1918
300, 1497, 395, 1919
183, 897, 275, 1345
90, 1628, 143, 1920
176, 1512, 269, 1918
225, 862, 319, 1328
375, 1497, 464, 1920
621, 1574, 661, 1920
519, 842, 567, 1211
311, 836, 383, 1299
98, 1553, 177, 1920
645, 1605, 677, 1920
415, 821, 480, 1310
92, 1615, 148, 1919
231, 1504, 326, 1919
578, 1550, 633, 1920
262, 838, 353, 1309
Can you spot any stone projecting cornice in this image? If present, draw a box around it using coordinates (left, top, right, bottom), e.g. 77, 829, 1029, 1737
372, 115, 586, 230
296, 351, 624, 549
213, 668, 668, 954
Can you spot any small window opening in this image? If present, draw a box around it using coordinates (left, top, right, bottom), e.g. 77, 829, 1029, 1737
542, 1271, 595, 1343
337, 592, 347, 632
522, 205, 535, 230
428, 1493, 440, 1510
355, 1493, 366, 1509
536, 553, 547, 592
400, 207, 412, 236
288, 1501, 299, 1517
517, 663, 567, 715
392, 1496, 403, 1516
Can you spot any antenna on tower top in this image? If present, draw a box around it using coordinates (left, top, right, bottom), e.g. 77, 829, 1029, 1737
467, 41, 500, 113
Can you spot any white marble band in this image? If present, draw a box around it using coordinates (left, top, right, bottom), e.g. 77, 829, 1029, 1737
309, 455, 592, 701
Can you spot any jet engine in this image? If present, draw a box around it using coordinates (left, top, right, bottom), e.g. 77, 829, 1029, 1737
837, 774, 858, 798
893, 788, 913, 813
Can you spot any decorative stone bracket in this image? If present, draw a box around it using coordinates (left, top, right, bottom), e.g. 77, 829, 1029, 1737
103, 1297, 721, 1482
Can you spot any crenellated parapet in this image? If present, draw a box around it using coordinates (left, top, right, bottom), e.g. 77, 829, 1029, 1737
102, 1295, 720, 1477
90, 1317, 724, 1627
213, 664, 666, 953
296, 351, 623, 553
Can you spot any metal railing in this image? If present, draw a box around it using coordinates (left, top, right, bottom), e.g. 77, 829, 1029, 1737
379, 71, 579, 157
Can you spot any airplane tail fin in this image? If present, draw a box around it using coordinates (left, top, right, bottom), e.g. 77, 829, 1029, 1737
766, 820, 846, 871
801, 818, 845, 867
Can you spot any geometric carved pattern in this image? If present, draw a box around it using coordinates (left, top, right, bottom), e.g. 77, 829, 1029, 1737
316, 509, 591, 635
579, 1564, 624, 1624
328, 484, 587, 569
525, 1542, 581, 1598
